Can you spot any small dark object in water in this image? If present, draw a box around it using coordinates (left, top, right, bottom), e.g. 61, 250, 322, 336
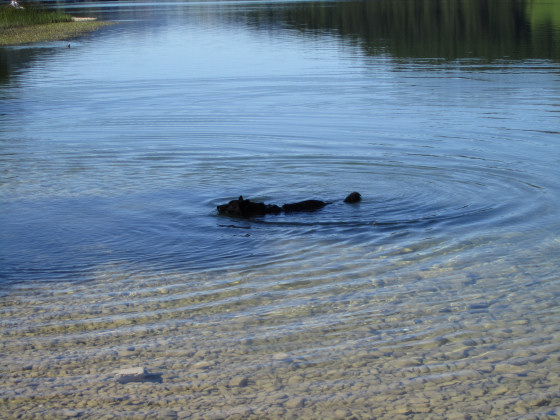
217, 196, 282, 218
344, 192, 361, 204
282, 200, 327, 213
217, 192, 361, 218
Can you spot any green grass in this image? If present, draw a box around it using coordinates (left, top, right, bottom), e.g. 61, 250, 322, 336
0, 5, 111, 46
0, 4, 72, 30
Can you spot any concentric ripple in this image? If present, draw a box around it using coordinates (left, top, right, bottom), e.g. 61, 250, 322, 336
1, 0, 560, 418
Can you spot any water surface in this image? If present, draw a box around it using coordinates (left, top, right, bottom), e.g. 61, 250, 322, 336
1, 0, 560, 418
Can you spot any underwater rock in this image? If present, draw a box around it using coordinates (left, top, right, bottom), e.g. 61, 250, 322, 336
113, 367, 148, 384
228, 375, 249, 387
217, 192, 360, 218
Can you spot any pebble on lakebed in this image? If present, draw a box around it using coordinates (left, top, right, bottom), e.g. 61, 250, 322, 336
2, 256, 560, 419
113, 367, 149, 383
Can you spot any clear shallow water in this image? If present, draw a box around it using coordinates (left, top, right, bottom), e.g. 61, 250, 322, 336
1, 0, 560, 418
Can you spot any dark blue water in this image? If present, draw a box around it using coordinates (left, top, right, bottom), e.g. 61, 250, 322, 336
1, 1, 560, 417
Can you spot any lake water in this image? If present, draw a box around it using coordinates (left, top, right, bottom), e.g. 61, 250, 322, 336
1, 0, 559, 418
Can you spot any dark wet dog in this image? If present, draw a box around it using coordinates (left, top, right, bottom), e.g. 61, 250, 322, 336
217, 192, 361, 218
216, 196, 282, 217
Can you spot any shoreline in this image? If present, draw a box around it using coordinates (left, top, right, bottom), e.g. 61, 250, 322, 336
0, 19, 113, 47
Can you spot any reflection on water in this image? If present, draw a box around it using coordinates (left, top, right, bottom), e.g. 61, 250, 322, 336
246, 0, 560, 61
1, 0, 559, 82
1, 0, 560, 418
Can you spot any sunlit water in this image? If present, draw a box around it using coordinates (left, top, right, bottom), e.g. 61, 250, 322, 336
1, 0, 560, 418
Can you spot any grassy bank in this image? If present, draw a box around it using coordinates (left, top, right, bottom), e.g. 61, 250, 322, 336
0, 5, 111, 46
1, 4, 72, 28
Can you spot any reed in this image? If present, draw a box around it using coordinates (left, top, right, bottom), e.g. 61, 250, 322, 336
0, 4, 72, 30
0, 4, 110, 46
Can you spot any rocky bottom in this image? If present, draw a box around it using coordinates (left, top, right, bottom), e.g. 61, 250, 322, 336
1, 240, 559, 419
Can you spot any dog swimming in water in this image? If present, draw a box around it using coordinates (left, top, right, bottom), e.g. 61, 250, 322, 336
217, 192, 361, 218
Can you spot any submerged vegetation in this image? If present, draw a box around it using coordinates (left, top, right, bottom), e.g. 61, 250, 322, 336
0, 4, 110, 46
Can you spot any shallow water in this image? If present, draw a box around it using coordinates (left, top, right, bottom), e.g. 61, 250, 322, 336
1, 0, 560, 418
